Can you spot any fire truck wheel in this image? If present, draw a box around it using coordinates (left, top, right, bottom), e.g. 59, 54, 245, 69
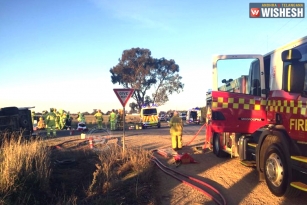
213, 133, 228, 157
264, 143, 288, 196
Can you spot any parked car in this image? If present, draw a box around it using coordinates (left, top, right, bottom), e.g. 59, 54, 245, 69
179, 113, 187, 120
159, 115, 167, 121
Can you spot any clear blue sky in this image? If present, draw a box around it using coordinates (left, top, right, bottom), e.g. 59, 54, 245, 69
1, 0, 306, 113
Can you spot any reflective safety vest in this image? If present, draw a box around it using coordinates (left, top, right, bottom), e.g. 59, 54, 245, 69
109, 112, 116, 121
95, 112, 103, 121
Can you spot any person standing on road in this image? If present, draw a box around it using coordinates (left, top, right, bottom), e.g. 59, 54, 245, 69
77, 112, 85, 123
42, 110, 48, 128
60, 109, 67, 130
94, 109, 104, 129
31, 111, 35, 124
109, 109, 117, 131
169, 111, 183, 150
46, 108, 57, 138
55, 109, 61, 130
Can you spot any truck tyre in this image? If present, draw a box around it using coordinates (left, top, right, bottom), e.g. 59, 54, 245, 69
1, 107, 19, 115
213, 133, 228, 157
264, 142, 290, 196
157, 122, 161, 128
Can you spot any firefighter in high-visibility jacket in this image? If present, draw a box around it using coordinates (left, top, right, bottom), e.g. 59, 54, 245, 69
46, 108, 57, 138
77, 112, 85, 123
55, 109, 61, 130
59, 109, 67, 130
94, 109, 103, 129
109, 109, 117, 131
37, 117, 45, 130
169, 111, 183, 150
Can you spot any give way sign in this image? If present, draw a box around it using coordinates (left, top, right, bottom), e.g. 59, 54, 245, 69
113, 88, 135, 107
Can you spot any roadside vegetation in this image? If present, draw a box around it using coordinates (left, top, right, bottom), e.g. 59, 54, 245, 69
0, 132, 157, 205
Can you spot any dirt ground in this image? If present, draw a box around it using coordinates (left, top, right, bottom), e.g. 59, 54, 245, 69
48, 126, 307, 205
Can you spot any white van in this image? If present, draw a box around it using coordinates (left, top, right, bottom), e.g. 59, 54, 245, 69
186, 108, 201, 124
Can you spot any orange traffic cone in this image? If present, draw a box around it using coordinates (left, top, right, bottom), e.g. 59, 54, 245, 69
89, 137, 93, 149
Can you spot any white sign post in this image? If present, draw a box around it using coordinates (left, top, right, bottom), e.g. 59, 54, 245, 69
113, 88, 135, 153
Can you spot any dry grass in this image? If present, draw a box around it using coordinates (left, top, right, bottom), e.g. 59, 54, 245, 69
0, 133, 157, 205
0, 134, 51, 205
86, 145, 155, 204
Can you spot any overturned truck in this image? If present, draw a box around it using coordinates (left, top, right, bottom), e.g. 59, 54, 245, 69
0, 106, 34, 140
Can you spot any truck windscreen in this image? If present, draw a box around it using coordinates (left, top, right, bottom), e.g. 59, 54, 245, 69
143, 109, 157, 116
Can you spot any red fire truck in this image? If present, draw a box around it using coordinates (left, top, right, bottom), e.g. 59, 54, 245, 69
205, 36, 307, 197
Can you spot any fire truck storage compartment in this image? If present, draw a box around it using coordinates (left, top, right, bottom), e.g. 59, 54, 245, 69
239, 135, 252, 161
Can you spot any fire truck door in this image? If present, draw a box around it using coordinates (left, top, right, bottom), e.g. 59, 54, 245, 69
210, 54, 267, 134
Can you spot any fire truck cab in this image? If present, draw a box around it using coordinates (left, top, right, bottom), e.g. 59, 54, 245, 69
206, 36, 307, 197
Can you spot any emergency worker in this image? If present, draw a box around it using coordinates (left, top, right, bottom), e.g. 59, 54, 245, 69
42, 110, 48, 120
60, 109, 67, 130
66, 112, 72, 129
46, 108, 57, 138
42, 110, 49, 128
77, 112, 85, 123
31, 111, 35, 124
94, 109, 103, 129
37, 117, 45, 130
169, 111, 183, 150
55, 109, 61, 130
117, 109, 123, 129
109, 109, 117, 131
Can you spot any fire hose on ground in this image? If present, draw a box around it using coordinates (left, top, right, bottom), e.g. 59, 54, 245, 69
150, 123, 227, 205
151, 153, 226, 205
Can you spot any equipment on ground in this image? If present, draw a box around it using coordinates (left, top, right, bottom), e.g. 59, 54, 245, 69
77, 122, 88, 132
205, 36, 307, 197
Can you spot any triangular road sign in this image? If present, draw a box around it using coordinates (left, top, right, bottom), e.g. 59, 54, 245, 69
113, 88, 135, 107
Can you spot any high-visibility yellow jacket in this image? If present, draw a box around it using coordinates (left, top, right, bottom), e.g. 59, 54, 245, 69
109, 112, 116, 122
169, 115, 183, 136
94, 112, 103, 121
46, 112, 57, 127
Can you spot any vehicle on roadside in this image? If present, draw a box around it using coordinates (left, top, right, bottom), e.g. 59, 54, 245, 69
0, 106, 35, 140
186, 108, 201, 124
179, 112, 187, 120
159, 115, 167, 121
140, 105, 161, 128
206, 35, 307, 197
